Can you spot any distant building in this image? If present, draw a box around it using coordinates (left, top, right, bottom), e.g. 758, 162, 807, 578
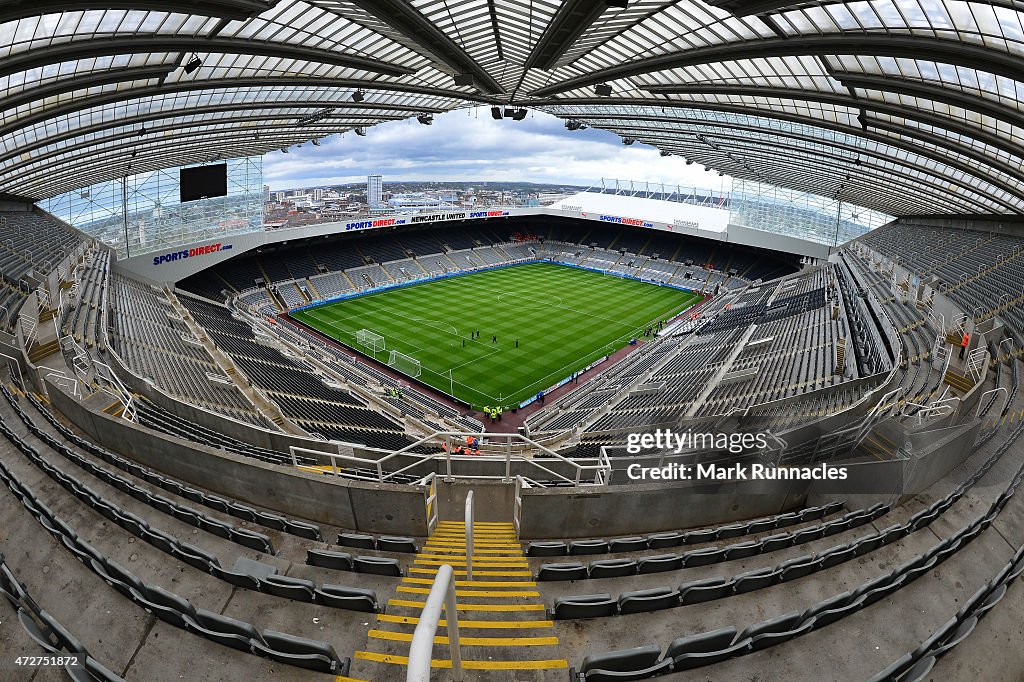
263, 184, 270, 202
367, 175, 383, 207
311, 188, 324, 203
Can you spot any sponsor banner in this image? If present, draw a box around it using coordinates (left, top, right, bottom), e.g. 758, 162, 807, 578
152, 242, 232, 266
598, 214, 654, 228
342, 210, 511, 232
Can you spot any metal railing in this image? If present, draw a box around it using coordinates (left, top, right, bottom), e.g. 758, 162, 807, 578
289, 430, 612, 487
407, 564, 463, 682
464, 490, 474, 581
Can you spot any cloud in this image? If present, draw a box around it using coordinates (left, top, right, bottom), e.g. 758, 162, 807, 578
262, 107, 732, 191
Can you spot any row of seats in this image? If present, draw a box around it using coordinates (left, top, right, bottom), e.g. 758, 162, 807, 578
0, 428, 354, 675
571, 447, 1024, 679
527, 500, 846, 556
0, 399, 382, 616
22, 392, 324, 542
0, 552, 123, 681
536, 504, 886, 581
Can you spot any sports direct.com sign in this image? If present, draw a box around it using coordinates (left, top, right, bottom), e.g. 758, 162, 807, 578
152, 242, 233, 266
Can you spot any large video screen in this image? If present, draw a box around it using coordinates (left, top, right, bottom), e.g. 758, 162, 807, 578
179, 163, 228, 203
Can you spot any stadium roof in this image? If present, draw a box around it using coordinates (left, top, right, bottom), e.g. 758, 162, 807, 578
1, 1, 1022, 215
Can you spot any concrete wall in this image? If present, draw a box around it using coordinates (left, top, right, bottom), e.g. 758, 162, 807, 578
45, 378, 430, 535
517, 477, 805, 539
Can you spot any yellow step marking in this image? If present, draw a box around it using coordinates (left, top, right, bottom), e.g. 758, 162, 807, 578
335, 676, 369, 682
422, 547, 520, 554
387, 599, 546, 612
436, 522, 514, 527
397, 586, 539, 597
409, 567, 532, 577
415, 556, 527, 564
368, 630, 557, 646
418, 552, 523, 560
376, 614, 553, 629
403, 577, 536, 587
354, 652, 568, 670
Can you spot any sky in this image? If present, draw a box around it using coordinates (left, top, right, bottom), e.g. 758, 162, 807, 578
262, 106, 732, 192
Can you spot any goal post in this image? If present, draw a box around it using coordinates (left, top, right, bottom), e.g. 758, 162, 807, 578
355, 329, 385, 353
388, 350, 422, 378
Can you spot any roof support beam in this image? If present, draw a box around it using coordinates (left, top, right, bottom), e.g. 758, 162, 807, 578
591, 120, 1016, 211
643, 83, 1024, 162
0, 65, 173, 114
0, 1, 278, 23
0, 36, 414, 82
531, 98, 1024, 198
524, 0, 614, 71
0, 104, 406, 166
832, 71, 1024, 131
347, 0, 503, 94
0, 87, 446, 141
530, 35, 1024, 97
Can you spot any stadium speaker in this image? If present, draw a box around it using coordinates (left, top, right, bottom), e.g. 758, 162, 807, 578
511, 108, 528, 121
606, 0, 629, 6
622, 138, 634, 145
352, 90, 365, 103
686, 160, 693, 165
660, 150, 671, 157
311, 139, 321, 146
355, 127, 366, 137
183, 55, 202, 74
491, 106, 503, 120
417, 113, 434, 125
504, 107, 516, 118
454, 74, 476, 86
595, 83, 613, 96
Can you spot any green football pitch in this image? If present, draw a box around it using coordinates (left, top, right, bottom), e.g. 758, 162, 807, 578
290, 262, 702, 408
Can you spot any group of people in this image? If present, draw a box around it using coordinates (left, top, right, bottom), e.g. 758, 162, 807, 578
483, 405, 503, 422
465, 331, 519, 348
442, 435, 481, 456
387, 386, 404, 399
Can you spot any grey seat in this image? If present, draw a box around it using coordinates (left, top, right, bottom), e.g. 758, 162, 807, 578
174, 542, 220, 571
314, 584, 378, 612
260, 574, 316, 602
646, 532, 685, 549
723, 540, 761, 561
760, 532, 793, 553
552, 593, 617, 619
608, 537, 647, 553
209, 564, 261, 590
618, 587, 679, 615
818, 543, 856, 569
353, 556, 402, 577
715, 523, 747, 540
338, 533, 376, 550
588, 559, 637, 579
638, 554, 682, 574
133, 584, 195, 629
306, 549, 353, 571
579, 644, 669, 681
184, 608, 264, 652
230, 527, 275, 554
736, 611, 802, 651
538, 562, 586, 581
778, 554, 819, 582
526, 541, 567, 557
666, 626, 737, 661
285, 519, 322, 540
569, 540, 610, 555
680, 576, 733, 604
681, 546, 722, 567
251, 629, 345, 674
377, 536, 417, 553
733, 567, 780, 593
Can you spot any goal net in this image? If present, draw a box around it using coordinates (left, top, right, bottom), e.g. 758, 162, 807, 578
355, 329, 385, 353
388, 350, 422, 378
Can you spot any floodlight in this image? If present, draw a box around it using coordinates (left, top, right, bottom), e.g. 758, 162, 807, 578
491, 106, 502, 120
352, 90, 365, 103
595, 83, 613, 96
183, 55, 202, 74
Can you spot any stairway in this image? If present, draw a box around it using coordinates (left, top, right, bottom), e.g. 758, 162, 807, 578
27, 338, 60, 363
352, 521, 567, 679
944, 369, 975, 393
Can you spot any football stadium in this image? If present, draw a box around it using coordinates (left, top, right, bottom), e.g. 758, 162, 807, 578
2, 3, 1024, 682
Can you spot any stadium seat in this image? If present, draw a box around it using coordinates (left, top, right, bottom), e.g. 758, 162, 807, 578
552, 593, 618, 619
645, 532, 686, 549
665, 626, 738, 661
184, 608, 264, 652
306, 549, 354, 571
527, 541, 568, 557
338, 533, 376, 550
260, 575, 316, 602
637, 554, 683, 574
588, 559, 637, 579
353, 556, 402, 577
680, 576, 734, 605
579, 644, 670, 681
538, 563, 587, 581
608, 537, 647, 553
617, 587, 680, 614
314, 585, 379, 612
377, 536, 417, 553
570, 540, 611, 555
251, 630, 346, 674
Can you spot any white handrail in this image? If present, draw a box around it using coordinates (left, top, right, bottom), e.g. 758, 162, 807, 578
407, 564, 463, 682
465, 490, 474, 581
